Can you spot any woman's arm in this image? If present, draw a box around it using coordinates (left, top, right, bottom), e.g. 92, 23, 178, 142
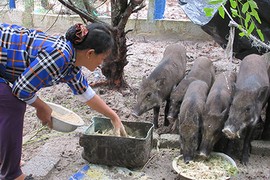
85, 94, 127, 137
30, 97, 53, 128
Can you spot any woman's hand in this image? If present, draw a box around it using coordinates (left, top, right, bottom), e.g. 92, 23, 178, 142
112, 120, 128, 137
30, 97, 53, 128
85, 94, 128, 137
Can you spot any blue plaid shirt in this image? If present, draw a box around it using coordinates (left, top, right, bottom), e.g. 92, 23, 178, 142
0, 23, 95, 104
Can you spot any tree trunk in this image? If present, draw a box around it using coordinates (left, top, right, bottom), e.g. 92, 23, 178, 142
101, 0, 145, 89
101, 1, 128, 88
58, 0, 145, 89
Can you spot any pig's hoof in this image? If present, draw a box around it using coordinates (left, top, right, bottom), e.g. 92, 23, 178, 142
241, 156, 249, 165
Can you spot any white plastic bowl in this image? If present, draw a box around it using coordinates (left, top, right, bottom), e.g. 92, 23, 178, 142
172, 152, 238, 180
46, 102, 85, 132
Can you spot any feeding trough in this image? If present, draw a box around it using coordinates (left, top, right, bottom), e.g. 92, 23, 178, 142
79, 116, 154, 169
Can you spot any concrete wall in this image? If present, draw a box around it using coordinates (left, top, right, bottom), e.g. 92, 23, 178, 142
0, 10, 212, 41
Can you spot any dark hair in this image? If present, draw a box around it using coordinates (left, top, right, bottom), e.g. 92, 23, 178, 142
65, 23, 114, 54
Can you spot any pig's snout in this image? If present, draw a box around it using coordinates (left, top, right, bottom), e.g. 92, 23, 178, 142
167, 106, 178, 121
132, 112, 139, 118
236, 131, 241, 138
183, 156, 192, 164
222, 126, 240, 139
167, 115, 174, 121
132, 105, 144, 118
199, 151, 209, 160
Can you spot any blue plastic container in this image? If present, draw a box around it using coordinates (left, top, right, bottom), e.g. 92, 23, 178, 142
154, 0, 166, 19
9, 0, 16, 9
69, 165, 90, 180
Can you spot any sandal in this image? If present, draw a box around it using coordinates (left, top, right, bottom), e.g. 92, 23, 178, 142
24, 174, 35, 180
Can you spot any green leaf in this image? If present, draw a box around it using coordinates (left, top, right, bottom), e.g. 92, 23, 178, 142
207, 0, 224, 5
239, 32, 245, 37
204, 8, 214, 17
218, 6, 225, 18
256, 29, 265, 41
248, 0, 258, 9
242, 2, 249, 13
230, 0, 237, 8
244, 14, 251, 28
250, 9, 262, 24
247, 22, 255, 35
230, 8, 239, 17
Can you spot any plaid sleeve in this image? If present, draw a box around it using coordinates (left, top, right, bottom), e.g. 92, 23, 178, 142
64, 67, 96, 102
12, 46, 69, 104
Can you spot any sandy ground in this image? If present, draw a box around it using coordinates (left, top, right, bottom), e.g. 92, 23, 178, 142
21, 37, 270, 180
13, 0, 270, 179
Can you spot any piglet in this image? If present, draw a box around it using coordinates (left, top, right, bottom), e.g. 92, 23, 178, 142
168, 56, 215, 121
199, 71, 236, 158
178, 80, 209, 163
132, 44, 187, 128
222, 54, 270, 164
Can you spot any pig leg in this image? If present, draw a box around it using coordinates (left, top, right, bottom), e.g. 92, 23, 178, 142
153, 106, 160, 128
171, 118, 179, 133
213, 135, 228, 153
164, 99, 170, 126
262, 118, 270, 140
224, 139, 234, 157
241, 126, 255, 165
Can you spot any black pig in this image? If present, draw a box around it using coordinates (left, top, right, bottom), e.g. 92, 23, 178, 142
199, 71, 236, 158
222, 54, 270, 164
168, 56, 215, 123
262, 52, 270, 140
178, 80, 209, 163
132, 44, 187, 128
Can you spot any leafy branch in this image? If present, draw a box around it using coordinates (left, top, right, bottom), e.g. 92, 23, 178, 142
204, 0, 270, 50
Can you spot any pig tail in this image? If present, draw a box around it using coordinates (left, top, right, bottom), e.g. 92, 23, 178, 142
66, 22, 114, 54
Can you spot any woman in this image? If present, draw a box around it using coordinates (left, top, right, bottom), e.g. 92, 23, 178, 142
0, 22, 127, 180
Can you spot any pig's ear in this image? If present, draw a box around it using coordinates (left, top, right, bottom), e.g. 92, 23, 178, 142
194, 113, 200, 122
232, 82, 237, 93
155, 78, 165, 88
202, 104, 208, 114
142, 76, 147, 83
221, 107, 228, 117
257, 86, 269, 102
229, 71, 237, 82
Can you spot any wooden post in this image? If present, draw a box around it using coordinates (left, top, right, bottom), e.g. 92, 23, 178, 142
147, 0, 155, 21
22, 0, 34, 27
